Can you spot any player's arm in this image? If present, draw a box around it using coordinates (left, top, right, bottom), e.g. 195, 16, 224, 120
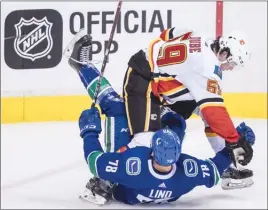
83, 135, 134, 187
79, 107, 137, 187
180, 148, 232, 188
87, 149, 126, 183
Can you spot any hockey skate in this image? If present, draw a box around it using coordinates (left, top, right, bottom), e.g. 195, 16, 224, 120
79, 177, 116, 205
63, 29, 93, 72
221, 166, 254, 190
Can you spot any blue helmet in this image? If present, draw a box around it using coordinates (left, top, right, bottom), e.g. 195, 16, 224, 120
151, 127, 182, 166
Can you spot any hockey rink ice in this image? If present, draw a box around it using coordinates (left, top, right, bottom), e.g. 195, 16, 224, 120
1, 118, 267, 209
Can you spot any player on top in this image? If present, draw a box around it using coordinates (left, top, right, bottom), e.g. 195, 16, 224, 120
122, 27, 253, 181
156, 29, 255, 189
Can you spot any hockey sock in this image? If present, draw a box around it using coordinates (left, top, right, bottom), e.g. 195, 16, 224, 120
78, 64, 114, 104
78, 64, 125, 116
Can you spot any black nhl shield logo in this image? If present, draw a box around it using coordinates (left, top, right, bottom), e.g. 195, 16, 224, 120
14, 17, 53, 61
4, 9, 63, 69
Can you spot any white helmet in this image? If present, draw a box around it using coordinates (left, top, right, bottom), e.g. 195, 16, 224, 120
219, 30, 251, 67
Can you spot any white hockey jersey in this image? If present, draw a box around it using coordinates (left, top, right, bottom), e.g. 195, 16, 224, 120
145, 28, 240, 143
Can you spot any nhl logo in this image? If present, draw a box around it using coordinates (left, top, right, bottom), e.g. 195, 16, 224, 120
14, 17, 53, 61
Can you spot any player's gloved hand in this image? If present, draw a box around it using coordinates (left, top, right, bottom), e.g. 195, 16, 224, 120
236, 122, 255, 146
79, 107, 102, 138
225, 135, 253, 166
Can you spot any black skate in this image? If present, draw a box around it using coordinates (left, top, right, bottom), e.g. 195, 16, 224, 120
63, 29, 92, 72
79, 177, 116, 205
221, 166, 254, 190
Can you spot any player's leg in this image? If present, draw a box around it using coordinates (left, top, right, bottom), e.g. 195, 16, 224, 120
64, 30, 125, 118
104, 115, 130, 153
77, 64, 127, 118
64, 31, 130, 205
65, 31, 132, 152
123, 50, 162, 148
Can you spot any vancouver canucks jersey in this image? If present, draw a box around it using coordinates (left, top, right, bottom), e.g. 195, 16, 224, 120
87, 146, 231, 205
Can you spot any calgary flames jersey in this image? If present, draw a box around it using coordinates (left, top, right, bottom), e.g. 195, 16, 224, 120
145, 27, 240, 143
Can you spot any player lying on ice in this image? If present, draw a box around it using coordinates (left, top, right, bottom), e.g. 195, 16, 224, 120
78, 106, 243, 206
64, 30, 255, 205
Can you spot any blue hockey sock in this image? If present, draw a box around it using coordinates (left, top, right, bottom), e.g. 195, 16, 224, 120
78, 64, 99, 89
78, 64, 114, 104
77, 64, 125, 116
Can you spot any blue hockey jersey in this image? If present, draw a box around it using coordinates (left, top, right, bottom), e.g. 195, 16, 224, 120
84, 134, 231, 205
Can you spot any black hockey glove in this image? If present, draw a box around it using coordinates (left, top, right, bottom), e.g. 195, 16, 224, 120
225, 135, 253, 166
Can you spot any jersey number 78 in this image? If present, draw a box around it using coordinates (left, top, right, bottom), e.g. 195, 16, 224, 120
105, 160, 119, 173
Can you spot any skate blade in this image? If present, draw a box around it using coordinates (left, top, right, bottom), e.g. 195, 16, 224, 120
63, 28, 88, 58
221, 177, 254, 190
79, 189, 107, 206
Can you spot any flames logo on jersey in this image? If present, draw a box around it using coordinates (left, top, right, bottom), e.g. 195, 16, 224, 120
14, 17, 53, 61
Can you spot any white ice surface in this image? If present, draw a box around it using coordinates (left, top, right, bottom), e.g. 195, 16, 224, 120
1, 118, 267, 209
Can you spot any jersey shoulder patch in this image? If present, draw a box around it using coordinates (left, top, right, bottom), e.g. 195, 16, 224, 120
183, 158, 198, 177
213, 65, 222, 80
124, 147, 150, 176
126, 157, 141, 176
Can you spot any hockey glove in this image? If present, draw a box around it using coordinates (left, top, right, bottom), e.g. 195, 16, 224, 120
236, 122, 255, 146
225, 135, 253, 166
79, 107, 102, 138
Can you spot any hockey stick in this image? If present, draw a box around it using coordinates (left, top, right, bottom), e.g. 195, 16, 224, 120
91, 0, 123, 108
